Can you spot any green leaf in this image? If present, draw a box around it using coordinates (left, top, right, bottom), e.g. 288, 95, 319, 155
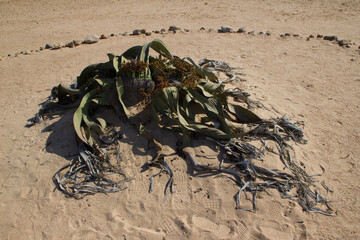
227, 104, 262, 123
115, 76, 131, 118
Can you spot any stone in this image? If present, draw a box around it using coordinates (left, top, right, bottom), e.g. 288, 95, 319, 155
45, 43, 53, 49
293, 34, 299, 37
145, 32, 151, 36
110, 33, 115, 37
208, 28, 214, 32
168, 26, 180, 31
323, 35, 338, 41
65, 41, 75, 48
100, 34, 108, 39
122, 32, 128, 36
338, 39, 351, 46
317, 34, 323, 38
184, 28, 190, 32
309, 35, 314, 38
73, 40, 82, 46
160, 28, 166, 33
140, 29, 146, 34
200, 27, 205, 31
280, 34, 284, 37
220, 26, 233, 33
51, 44, 62, 50
7, 54, 11, 57
83, 35, 99, 44
285, 33, 291, 37
248, 30, 255, 35
132, 29, 141, 35
351, 58, 356, 61
154, 30, 160, 34
266, 31, 271, 36
237, 27, 246, 33
306, 37, 310, 41
259, 31, 264, 35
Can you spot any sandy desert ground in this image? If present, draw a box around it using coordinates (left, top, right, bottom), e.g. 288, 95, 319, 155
0, 0, 359, 239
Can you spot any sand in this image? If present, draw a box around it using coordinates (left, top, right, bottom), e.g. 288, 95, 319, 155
0, 0, 359, 239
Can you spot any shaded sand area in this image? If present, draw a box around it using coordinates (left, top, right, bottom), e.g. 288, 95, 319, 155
0, 0, 360, 239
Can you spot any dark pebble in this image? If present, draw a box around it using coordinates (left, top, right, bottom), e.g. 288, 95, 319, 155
323, 35, 338, 41
184, 28, 190, 32
145, 32, 151, 36
293, 34, 299, 37
317, 34, 323, 38
7, 54, 10, 57
248, 30, 255, 35
309, 35, 314, 38
160, 28, 166, 33
266, 31, 271, 36
259, 31, 264, 35
45, 43, 53, 49
237, 27, 246, 33
100, 34, 108, 39
200, 27, 205, 31
306, 37, 310, 41
285, 33, 291, 37
110, 33, 115, 37
338, 39, 351, 46
169, 26, 180, 31
280, 34, 284, 37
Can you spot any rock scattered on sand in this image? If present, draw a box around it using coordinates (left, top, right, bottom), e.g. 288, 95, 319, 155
45, 43, 54, 49
168, 26, 180, 32
219, 26, 233, 33
200, 27, 205, 31
184, 28, 190, 32
65, 41, 75, 48
132, 29, 141, 35
285, 33, 291, 37
154, 30, 160, 34
7, 54, 11, 57
51, 44, 62, 50
237, 27, 246, 33
208, 28, 214, 32
248, 30, 255, 35
323, 35, 338, 41
110, 33, 115, 37
266, 31, 271, 36
145, 32, 151, 36
293, 34, 299, 37
309, 35, 314, 38
338, 39, 351, 47
73, 40, 82, 46
160, 28, 166, 33
122, 32, 128, 36
317, 34, 323, 38
259, 31, 264, 35
83, 35, 99, 44
100, 34, 108, 39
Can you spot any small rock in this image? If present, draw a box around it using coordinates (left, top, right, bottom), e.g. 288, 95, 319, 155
140, 29, 146, 34
45, 43, 53, 49
248, 30, 255, 35
122, 32, 128, 36
168, 26, 180, 31
200, 27, 205, 31
285, 33, 291, 37
73, 40, 82, 46
346, 44, 351, 48
171, 29, 177, 33
293, 34, 299, 37
39, 47, 43, 50
132, 29, 141, 35
83, 35, 99, 44
351, 57, 355, 61
220, 26, 233, 33
51, 44, 62, 50
154, 30, 160, 34
184, 28, 190, 32
7, 54, 11, 57
309, 35, 314, 38
317, 34, 323, 38
160, 28, 166, 33
237, 27, 246, 33
259, 31, 264, 35
65, 41, 75, 48
280, 34, 284, 37
100, 34, 108, 39
24, 51, 29, 55
145, 32, 151, 36
266, 31, 271, 36
14, 53, 18, 57
30, 50, 34, 52
306, 37, 310, 41
208, 28, 214, 32
110, 33, 115, 37
323, 35, 338, 41
338, 39, 351, 46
